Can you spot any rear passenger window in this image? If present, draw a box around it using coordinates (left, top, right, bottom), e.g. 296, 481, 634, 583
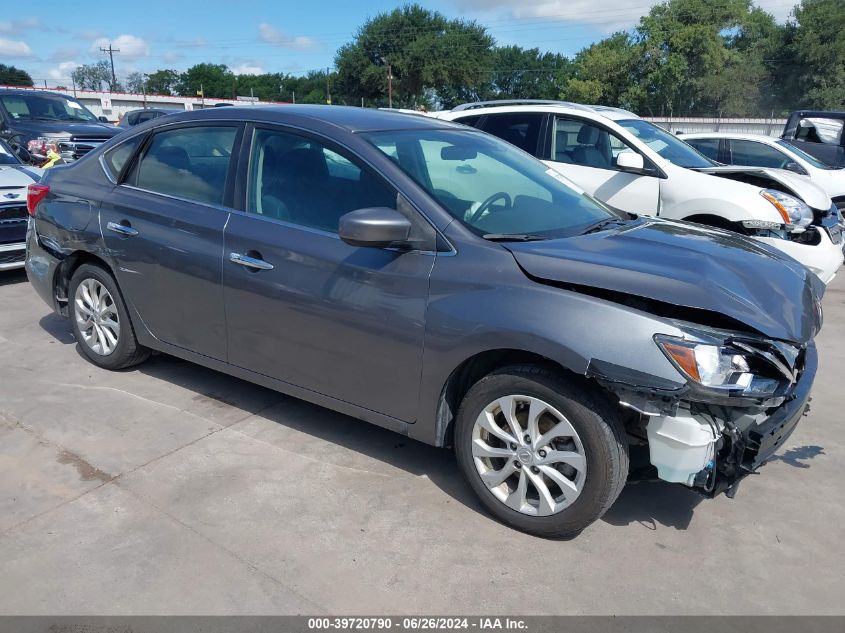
729, 140, 789, 169
479, 113, 543, 155
103, 134, 144, 181
247, 128, 396, 232
686, 138, 721, 161
127, 126, 237, 205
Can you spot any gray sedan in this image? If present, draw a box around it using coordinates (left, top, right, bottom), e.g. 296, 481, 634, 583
25, 106, 822, 536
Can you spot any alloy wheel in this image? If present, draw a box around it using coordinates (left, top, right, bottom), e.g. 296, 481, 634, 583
74, 278, 121, 356
471, 394, 587, 516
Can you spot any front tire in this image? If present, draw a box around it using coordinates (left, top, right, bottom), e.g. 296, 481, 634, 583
68, 263, 150, 370
454, 365, 628, 537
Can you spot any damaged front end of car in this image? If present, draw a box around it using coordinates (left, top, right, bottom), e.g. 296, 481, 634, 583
588, 322, 817, 498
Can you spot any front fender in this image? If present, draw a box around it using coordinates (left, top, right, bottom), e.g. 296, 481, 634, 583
411, 242, 687, 445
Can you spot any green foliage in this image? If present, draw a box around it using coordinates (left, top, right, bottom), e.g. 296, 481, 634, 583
71, 61, 113, 91
145, 69, 181, 96
50, 0, 844, 116
790, 0, 845, 109
0, 64, 33, 87
334, 3, 495, 108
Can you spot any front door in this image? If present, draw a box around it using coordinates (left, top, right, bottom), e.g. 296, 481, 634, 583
222, 126, 434, 422
100, 123, 242, 360
543, 115, 660, 214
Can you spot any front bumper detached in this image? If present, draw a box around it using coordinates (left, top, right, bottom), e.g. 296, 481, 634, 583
646, 343, 817, 497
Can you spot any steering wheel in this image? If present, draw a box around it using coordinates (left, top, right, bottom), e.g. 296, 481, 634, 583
469, 192, 512, 223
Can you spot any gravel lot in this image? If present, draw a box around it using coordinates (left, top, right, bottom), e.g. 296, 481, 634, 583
0, 267, 843, 615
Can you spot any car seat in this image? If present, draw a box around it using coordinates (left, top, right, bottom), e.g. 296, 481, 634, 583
572, 126, 610, 168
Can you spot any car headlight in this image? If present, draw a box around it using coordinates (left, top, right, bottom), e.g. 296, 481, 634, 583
655, 335, 784, 397
760, 189, 813, 231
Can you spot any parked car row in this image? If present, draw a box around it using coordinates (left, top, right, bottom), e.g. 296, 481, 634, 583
0, 137, 41, 270
432, 100, 844, 284
24, 104, 829, 537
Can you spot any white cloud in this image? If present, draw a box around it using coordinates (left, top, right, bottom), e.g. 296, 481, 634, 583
232, 64, 265, 76
0, 38, 32, 57
47, 61, 78, 86
90, 34, 150, 60
258, 23, 316, 50
0, 17, 40, 35
162, 50, 184, 64
455, 0, 796, 31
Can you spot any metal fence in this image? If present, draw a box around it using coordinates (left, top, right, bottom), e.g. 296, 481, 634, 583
646, 117, 787, 137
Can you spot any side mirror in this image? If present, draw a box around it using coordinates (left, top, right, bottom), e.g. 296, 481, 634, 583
616, 151, 645, 173
784, 161, 807, 175
98, 116, 110, 123
339, 207, 412, 248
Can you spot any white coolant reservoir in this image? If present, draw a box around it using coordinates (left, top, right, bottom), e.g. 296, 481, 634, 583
647, 412, 719, 486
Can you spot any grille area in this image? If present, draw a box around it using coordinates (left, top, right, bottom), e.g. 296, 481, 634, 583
0, 205, 27, 224
0, 249, 24, 265
60, 135, 113, 160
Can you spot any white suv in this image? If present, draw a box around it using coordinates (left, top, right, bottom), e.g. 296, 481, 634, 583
434, 101, 844, 283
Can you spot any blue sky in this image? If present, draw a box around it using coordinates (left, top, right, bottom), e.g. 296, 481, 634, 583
1, 0, 797, 89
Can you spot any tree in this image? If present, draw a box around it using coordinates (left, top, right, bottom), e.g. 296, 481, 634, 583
334, 4, 495, 108
145, 69, 180, 96
789, 0, 845, 109
71, 61, 113, 91
486, 46, 571, 100
560, 33, 641, 108
125, 72, 147, 94
177, 64, 235, 99
0, 64, 33, 87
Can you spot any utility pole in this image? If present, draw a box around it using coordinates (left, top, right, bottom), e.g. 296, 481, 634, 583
99, 44, 120, 91
326, 67, 331, 105
387, 63, 393, 109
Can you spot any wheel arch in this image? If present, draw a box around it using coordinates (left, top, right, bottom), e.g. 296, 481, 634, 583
54, 251, 115, 316
434, 348, 589, 448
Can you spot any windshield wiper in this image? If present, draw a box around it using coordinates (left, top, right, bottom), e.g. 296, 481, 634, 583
482, 233, 549, 242
579, 217, 629, 235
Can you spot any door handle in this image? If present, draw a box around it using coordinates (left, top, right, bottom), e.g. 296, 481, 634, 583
229, 252, 274, 271
106, 221, 139, 237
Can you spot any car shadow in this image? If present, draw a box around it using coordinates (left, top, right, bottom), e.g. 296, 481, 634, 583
0, 269, 27, 287
134, 354, 488, 516
601, 480, 704, 531
28, 319, 720, 536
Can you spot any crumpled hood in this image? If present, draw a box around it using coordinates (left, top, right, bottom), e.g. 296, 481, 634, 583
695, 165, 831, 211
506, 218, 824, 343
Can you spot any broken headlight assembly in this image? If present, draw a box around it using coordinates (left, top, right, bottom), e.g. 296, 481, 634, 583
654, 334, 790, 400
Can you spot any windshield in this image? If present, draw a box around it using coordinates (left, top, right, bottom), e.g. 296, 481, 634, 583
617, 119, 715, 168
364, 129, 621, 239
776, 139, 841, 170
0, 93, 99, 123
0, 139, 20, 165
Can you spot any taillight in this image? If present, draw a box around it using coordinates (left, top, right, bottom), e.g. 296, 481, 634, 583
26, 183, 50, 217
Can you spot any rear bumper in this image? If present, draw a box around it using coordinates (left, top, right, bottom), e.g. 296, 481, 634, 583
24, 221, 62, 312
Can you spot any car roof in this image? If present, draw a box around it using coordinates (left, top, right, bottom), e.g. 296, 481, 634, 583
790, 110, 845, 118
0, 89, 75, 98
443, 100, 641, 122
151, 104, 464, 133
681, 132, 781, 141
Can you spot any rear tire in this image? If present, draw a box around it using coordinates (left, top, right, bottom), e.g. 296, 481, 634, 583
454, 364, 628, 537
68, 263, 150, 370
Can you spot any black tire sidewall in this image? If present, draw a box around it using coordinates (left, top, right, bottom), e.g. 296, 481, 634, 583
68, 264, 137, 370
455, 368, 626, 537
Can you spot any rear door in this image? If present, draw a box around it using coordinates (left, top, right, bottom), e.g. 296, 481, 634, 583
544, 115, 660, 214
222, 125, 435, 422
100, 122, 242, 360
